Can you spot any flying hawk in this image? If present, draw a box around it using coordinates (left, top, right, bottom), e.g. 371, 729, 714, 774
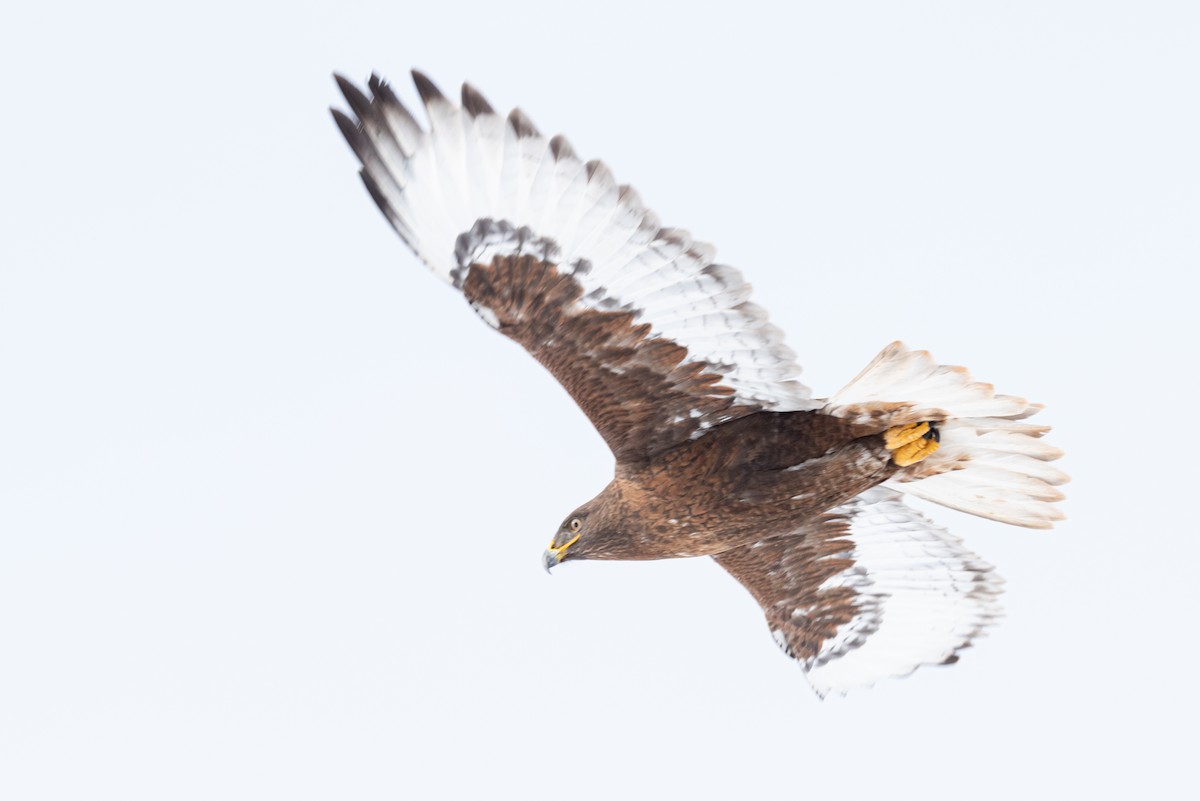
332, 71, 1067, 696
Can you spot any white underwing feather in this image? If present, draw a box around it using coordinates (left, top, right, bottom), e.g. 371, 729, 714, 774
803, 488, 1004, 697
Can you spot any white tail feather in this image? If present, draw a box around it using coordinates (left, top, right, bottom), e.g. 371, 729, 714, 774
824, 342, 1067, 529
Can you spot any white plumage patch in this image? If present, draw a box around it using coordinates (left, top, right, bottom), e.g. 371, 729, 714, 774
803, 488, 1004, 697
824, 342, 1067, 528
468, 302, 501, 329
334, 73, 817, 411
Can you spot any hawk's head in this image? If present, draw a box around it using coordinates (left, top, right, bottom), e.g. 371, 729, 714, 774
542, 488, 627, 571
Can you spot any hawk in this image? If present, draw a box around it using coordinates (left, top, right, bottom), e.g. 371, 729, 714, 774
332, 71, 1067, 696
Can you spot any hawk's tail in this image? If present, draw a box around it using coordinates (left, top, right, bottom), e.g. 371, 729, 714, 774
823, 342, 1067, 528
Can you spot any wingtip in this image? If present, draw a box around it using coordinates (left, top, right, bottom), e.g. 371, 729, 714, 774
334, 74, 372, 119
411, 69, 446, 106
330, 107, 359, 140
507, 107, 540, 138
549, 134, 576, 161
368, 72, 407, 113
461, 82, 495, 117
332, 72, 358, 98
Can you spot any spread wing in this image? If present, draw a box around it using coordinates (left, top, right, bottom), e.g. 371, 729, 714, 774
713, 487, 1003, 696
333, 72, 817, 461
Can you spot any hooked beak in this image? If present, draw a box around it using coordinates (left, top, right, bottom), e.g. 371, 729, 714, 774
542, 532, 580, 574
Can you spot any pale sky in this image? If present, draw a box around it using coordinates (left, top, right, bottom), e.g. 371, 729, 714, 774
1, 2, 1197, 799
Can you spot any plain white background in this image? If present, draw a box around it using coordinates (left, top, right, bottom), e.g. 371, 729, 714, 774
2, 2, 1196, 798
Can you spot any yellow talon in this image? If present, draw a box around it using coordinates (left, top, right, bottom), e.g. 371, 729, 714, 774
891, 436, 940, 466
885, 421, 940, 466
884, 421, 930, 449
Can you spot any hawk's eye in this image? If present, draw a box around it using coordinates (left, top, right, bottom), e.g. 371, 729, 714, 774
569, 518, 582, 533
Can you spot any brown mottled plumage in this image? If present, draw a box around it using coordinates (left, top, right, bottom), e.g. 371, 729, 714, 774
467, 254, 898, 560
333, 71, 1067, 695
462, 254, 754, 461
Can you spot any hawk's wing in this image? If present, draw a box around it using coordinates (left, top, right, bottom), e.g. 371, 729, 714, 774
333, 72, 817, 461
713, 487, 1002, 696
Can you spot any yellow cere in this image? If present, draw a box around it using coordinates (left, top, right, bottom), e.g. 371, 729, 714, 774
547, 532, 581, 557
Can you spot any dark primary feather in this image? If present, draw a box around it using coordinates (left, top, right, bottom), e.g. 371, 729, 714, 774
507, 107, 540, 138
411, 69, 447, 110
549, 134, 576, 160
366, 73, 421, 151
461, 82, 495, 117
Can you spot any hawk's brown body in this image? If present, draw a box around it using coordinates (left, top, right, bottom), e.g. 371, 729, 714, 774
466, 253, 898, 562
564, 414, 900, 561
